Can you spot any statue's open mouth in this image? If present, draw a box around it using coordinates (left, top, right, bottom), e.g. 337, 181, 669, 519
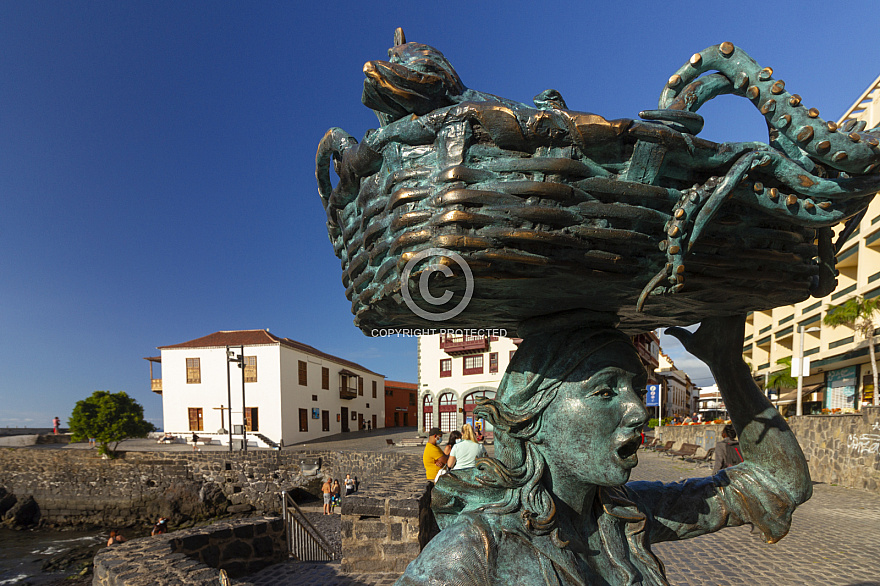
617, 436, 642, 460
363, 60, 449, 121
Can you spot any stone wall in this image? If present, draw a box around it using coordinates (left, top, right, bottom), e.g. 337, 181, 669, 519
0, 448, 423, 529
788, 405, 880, 491
654, 423, 724, 457
0, 434, 70, 447
654, 406, 880, 492
93, 516, 285, 586
340, 477, 424, 574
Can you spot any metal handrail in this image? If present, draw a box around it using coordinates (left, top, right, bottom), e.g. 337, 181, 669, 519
281, 491, 336, 561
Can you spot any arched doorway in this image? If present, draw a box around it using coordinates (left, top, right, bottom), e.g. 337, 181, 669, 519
463, 389, 496, 439
438, 392, 457, 433
422, 394, 433, 432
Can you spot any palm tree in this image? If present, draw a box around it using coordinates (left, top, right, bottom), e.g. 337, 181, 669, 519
824, 295, 880, 406
767, 356, 797, 401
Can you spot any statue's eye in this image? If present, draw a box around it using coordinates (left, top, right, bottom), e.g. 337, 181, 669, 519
596, 386, 615, 399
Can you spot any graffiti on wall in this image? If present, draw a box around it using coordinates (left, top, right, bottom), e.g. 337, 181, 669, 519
847, 430, 880, 455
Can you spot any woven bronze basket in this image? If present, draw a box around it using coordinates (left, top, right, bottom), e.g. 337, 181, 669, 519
317, 42, 880, 336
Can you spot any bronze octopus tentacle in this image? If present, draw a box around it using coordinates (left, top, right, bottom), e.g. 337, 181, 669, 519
659, 42, 880, 175
317, 32, 880, 331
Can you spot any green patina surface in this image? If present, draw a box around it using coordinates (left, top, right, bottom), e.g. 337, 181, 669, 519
317, 32, 880, 336
313, 30, 876, 584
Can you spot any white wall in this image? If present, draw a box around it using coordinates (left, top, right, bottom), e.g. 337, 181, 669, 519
161, 345, 282, 441
160, 342, 386, 445
417, 335, 519, 433
278, 346, 385, 444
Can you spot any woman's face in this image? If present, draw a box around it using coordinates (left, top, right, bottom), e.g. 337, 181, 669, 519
537, 342, 649, 487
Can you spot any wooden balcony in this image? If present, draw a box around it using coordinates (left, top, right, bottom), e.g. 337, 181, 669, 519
339, 386, 357, 400
151, 379, 162, 394
440, 335, 489, 355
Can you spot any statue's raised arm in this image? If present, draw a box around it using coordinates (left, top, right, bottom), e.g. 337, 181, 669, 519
667, 315, 812, 508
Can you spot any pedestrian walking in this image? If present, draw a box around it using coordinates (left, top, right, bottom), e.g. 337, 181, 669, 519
52, 416, 60, 435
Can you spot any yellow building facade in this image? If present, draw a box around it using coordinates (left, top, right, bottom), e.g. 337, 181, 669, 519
744, 74, 880, 414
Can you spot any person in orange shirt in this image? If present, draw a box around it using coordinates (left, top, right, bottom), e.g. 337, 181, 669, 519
419, 428, 445, 550
422, 428, 446, 481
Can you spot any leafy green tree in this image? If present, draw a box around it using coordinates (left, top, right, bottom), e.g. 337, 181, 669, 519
68, 391, 155, 456
824, 295, 880, 406
767, 356, 796, 398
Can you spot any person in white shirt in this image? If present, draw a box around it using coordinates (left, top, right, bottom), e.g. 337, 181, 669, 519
447, 424, 487, 470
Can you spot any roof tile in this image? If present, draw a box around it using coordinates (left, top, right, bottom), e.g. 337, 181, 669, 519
158, 330, 382, 376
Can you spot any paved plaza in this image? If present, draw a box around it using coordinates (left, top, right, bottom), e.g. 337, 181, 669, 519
247, 442, 880, 586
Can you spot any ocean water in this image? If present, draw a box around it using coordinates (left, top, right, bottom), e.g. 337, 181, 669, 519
0, 529, 104, 585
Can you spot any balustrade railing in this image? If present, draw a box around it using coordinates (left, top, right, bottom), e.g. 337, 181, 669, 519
280, 491, 336, 561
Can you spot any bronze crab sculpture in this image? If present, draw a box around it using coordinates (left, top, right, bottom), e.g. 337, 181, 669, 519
317, 30, 880, 335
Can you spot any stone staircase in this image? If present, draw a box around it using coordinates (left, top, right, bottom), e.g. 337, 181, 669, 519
253, 433, 280, 449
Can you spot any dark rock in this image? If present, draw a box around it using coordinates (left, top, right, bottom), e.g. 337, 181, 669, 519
199, 482, 229, 511
3, 494, 40, 527
0, 490, 16, 517
286, 485, 320, 504
299, 476, 325, 500
41, 541, 104, 573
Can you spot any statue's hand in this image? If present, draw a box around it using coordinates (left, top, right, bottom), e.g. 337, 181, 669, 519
665, 315, 747, 369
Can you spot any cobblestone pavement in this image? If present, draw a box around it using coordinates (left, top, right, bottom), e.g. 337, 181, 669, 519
246, 449, 880, 586
632, 452, 880, 586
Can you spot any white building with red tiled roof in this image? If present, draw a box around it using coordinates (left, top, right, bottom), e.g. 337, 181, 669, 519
148, 330, 384, 447
418, 333, 520, 437
417, 331, 660, 436
655, 350, 699, 419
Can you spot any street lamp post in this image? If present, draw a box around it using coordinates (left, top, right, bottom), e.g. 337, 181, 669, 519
225, 346, 234, 452
239, 345, 246, 453
226, 346, 245, 451
796, 325, 821, 416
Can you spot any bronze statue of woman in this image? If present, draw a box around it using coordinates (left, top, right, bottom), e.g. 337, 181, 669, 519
313, 31, 845, 586
395, 313, 811, 585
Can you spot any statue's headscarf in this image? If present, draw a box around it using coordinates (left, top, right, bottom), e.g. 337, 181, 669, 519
478, 310, 640, 447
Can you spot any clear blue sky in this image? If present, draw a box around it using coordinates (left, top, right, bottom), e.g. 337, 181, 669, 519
2, 1, 878, 428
